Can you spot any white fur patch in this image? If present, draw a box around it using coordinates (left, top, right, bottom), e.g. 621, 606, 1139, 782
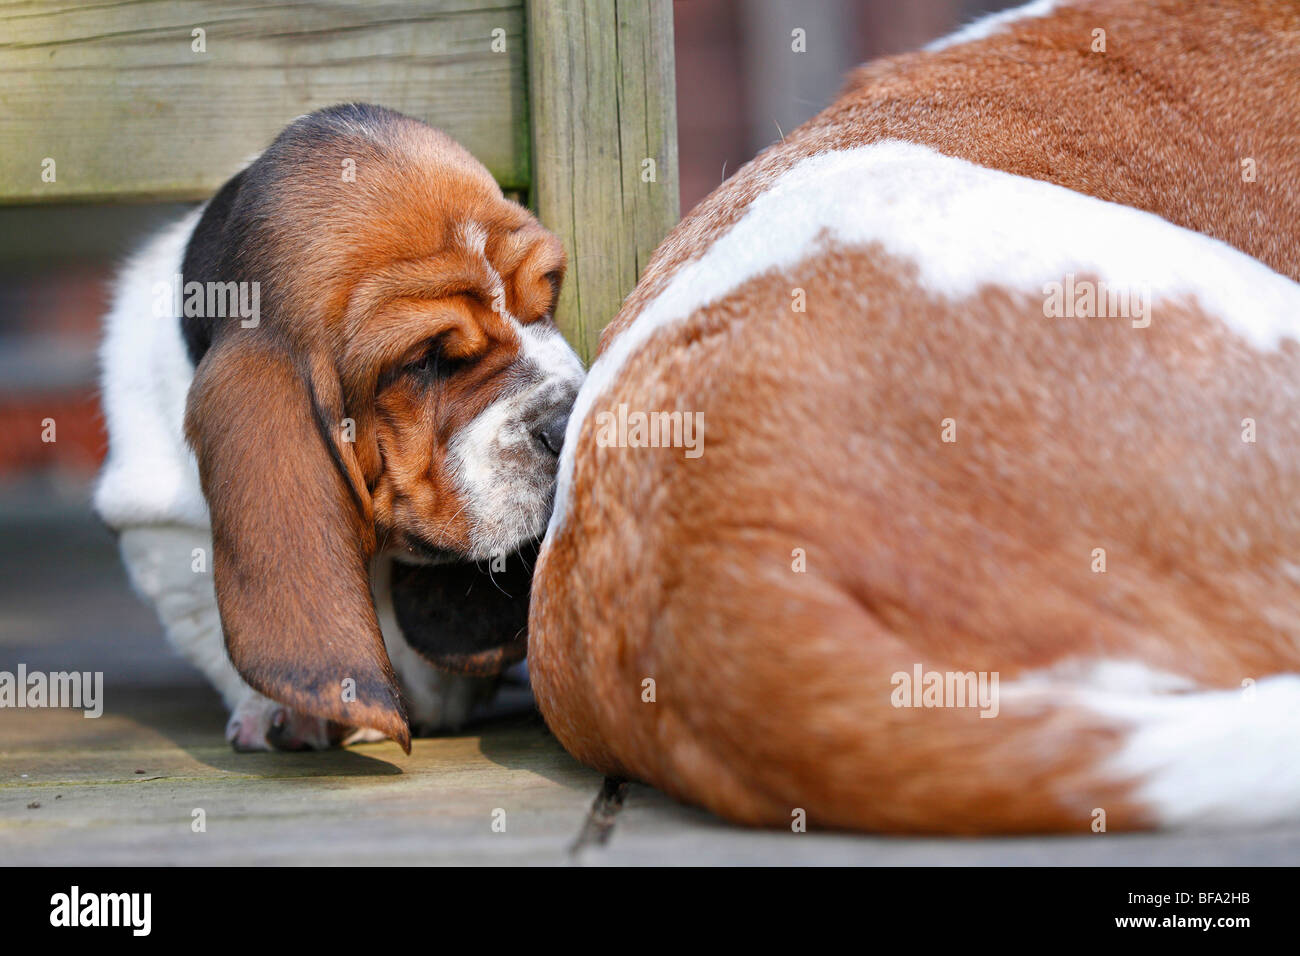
1085, 670, 1300, 828
997, 661, 1300, 827
1009, 658, 1198, 696
519, 319, 586, 383
549, 140, 1300, 534
450, 321, 583, 557
457, 221, 489, 257
94, 208, 209, 529
925, 0, 1065, 52
117, 525, 248, 707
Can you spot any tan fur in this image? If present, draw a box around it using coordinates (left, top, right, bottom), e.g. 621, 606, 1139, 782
529, 0, 1300, 831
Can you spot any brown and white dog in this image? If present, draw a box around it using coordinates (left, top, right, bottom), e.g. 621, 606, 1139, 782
96, 105, 584, 751
529, 0, 1300, 832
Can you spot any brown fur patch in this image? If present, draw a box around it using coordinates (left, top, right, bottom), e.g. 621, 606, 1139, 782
535, 241, 1300, 832
529, 0, 1300, 831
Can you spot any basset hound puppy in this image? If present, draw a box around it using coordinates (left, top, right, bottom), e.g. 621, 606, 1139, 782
96, 104, 584, 751
529, 0, 1300, 831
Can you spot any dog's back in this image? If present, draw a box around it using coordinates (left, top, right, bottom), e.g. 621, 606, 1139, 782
530, 0, 1300, 832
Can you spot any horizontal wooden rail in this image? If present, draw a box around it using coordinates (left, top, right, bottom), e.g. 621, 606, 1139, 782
0, 0, 530, 204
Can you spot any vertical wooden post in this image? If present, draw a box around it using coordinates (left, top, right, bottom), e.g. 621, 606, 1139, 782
527, 0, 680, 363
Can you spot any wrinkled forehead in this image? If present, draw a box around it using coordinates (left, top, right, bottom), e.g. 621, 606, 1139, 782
230, 108, 583, 406
423, 223, 580, 392
334, 209, 571, 378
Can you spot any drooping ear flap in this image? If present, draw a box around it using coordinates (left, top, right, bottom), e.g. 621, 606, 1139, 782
185, 336, 410, 751
389, 549, 534, 676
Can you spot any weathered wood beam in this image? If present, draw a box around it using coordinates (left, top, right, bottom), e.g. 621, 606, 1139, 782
527, 0, 680, 361
0, 0, 530, 204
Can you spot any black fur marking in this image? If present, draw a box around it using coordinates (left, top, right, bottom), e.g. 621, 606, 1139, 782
389, 549, 534, 676
180, 168, 247, 366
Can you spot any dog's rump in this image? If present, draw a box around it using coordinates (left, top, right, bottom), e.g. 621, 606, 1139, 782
529, 0, 1300, 832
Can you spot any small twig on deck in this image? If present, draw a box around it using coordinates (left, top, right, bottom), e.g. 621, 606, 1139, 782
569, 777, 629, 857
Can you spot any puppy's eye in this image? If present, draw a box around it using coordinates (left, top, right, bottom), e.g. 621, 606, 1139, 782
543, 270, 562, 300
405, 345, 468, 381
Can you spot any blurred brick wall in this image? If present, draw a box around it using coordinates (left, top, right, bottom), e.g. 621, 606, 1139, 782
0, 205, 187, 483
0, 267, 106, 477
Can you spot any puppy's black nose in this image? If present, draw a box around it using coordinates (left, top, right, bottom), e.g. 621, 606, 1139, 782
535, 411, 569, 456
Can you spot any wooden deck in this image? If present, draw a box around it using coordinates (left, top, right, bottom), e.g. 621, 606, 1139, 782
4, 488, 1299, 865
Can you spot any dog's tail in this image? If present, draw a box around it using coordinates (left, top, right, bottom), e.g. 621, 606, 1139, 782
687, 649, 1300, 833
763, 642, 1300, 832
1060, 672, 1300, 830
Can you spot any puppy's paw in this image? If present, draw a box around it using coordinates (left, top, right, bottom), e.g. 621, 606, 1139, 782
403, 663, 498, 736
340, 726, 389, 746
225, 692, 339, 752
408, 672, 494, 736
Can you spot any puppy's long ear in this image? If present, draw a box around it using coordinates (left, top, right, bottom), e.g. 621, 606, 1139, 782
185, 336, 410, 751
389, 550, 533, 676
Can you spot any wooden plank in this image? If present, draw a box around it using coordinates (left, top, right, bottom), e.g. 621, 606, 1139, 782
527, 0, 680, 361
0, 701, 603, 865
0, 0, 530, 204
0, 498, 604, 865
